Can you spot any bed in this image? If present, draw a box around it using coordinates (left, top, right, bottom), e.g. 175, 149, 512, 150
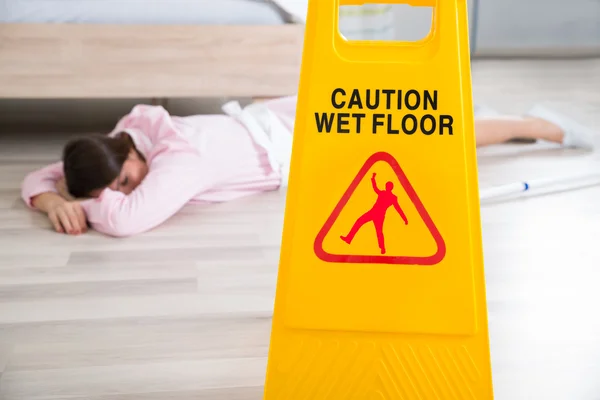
0, 0, 305, 99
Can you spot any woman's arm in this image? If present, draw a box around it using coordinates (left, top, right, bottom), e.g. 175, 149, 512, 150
31, 192, 66, 214
21, 162, 65, 209
22, 163, 87, 234
80, 151, 213, 238
33, 194, 87, 235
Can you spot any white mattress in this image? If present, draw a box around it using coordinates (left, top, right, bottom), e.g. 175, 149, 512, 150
0, 0, 289, 24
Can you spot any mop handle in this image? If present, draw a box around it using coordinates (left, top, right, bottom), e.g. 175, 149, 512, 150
479, 173, 600, 201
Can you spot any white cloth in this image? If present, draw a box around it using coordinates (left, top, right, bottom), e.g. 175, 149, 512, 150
270, 0, 308, 23
222, 100, 293, 189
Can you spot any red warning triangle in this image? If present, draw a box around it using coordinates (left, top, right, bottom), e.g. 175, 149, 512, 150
314, 151, 446, 265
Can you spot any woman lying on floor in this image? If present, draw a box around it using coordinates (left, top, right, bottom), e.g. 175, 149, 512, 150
21, 96, 596, 237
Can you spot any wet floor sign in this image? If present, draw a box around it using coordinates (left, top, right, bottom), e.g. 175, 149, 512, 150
264, 0, 494, 398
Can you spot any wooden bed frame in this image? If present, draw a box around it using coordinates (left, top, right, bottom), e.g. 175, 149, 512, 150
0, 23, 305, 99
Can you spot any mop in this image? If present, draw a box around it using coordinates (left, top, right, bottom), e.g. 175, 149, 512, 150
479, 173, 600, 203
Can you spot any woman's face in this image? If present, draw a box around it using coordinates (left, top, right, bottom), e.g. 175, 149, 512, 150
109, 149, 149, 195
89, 149, 148, 197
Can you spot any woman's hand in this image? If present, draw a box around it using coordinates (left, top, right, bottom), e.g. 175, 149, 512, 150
31, 181, 88, 235
47, 200, 88, 235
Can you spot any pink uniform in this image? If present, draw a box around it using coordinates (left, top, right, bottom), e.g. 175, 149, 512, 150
21, 96, 298, 237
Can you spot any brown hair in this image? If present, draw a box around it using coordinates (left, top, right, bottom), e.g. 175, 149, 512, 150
62, 132, 141, 198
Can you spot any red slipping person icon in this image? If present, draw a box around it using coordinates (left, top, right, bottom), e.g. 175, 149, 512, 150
340, 173, 408, 255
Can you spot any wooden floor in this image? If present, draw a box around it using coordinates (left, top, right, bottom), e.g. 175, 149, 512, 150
1, 59, 600, 400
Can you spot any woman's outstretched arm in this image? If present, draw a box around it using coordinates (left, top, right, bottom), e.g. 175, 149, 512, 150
474, 117, 564, 147
473, 105, 595, 149
80, 150, 214, 238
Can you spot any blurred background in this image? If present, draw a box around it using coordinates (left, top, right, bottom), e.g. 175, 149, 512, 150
1, 0, 598, 132
0, 2, 599, 400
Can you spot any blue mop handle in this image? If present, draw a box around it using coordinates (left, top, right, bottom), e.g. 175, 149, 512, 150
479, 174, 600, 201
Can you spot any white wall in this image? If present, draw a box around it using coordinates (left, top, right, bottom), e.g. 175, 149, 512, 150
391, 2, 476, 46
392, 4, 434, 42
475, 0, 600, 56
391, 0, 600, 56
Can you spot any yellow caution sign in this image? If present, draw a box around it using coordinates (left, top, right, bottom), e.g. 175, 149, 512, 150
264, 0, 494, 398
